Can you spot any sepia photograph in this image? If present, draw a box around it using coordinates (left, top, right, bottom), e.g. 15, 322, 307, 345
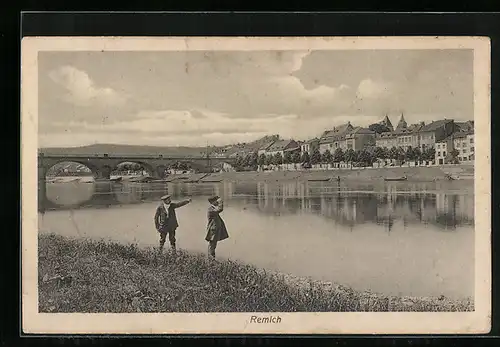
21, 36, 491, 334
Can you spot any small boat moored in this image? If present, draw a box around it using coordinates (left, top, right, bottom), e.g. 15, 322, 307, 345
384, 175, 408, 182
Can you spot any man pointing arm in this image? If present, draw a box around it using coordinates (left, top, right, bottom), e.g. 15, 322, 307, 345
155, 194, 192, 253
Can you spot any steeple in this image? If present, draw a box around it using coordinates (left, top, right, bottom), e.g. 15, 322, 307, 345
396, 113, 407, 131
381, 115, 394, 132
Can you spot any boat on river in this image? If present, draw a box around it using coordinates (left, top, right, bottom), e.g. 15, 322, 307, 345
384, 175, 408, 182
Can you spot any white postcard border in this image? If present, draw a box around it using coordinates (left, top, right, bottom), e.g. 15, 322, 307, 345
21, 36, 491, 335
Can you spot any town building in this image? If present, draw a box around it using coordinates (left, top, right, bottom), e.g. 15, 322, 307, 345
417, 119, 456, 151
375, 132, 399, 149
318, 122, 355, 153
453, 131, 474, 162
301, 138, 320, 154
435, 129, 474, 164
344, 127, 376, 150
257, 141, 276, 156
265, 139, 300, 157
375, 116, 424, 150
435, 136, 453, 165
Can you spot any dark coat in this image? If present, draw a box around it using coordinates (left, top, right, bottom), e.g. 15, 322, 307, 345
205, 202, 229, 242
154, 199, 190, 233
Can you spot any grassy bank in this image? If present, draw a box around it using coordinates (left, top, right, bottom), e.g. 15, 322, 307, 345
38, 234, 473, 313
193, 165, 474, 183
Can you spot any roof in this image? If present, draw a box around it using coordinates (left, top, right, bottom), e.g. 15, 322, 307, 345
305, 138, 320, 144
419, 119, 453, 132
267, 139, 297, 152
452, 131, 473, 140
376, 131, 398, 139
319, 122, 354, 143
455, 120, 474, 132
395, 115, 408, 131
346, 127, 375, 137
258, 141, 276, 151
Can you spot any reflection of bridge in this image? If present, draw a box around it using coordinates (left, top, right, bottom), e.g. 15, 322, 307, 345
37, 153, 236, 212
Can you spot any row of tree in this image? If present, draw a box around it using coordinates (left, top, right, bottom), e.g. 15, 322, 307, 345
232, 146, 437, 171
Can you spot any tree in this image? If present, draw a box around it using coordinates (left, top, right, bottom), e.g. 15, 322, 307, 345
413, 147, 422, 163
264, 154, 272, 166
283, 151, 292, 164
374, 146, 385, 160
423, 147, 436, 162
310, 147, 321, 165
397, 148, 406, 162
389, 146, 399, 160
382, 147, 390, 160
345, 148, 356, 165
368, 123, 391, 134
447, 149, 460, 164
301, 151, 311, 164
247, 152, 258, 170
321, 149, 332, 164
361, 148, 376, 166
405, 146, 415, 161
234, 155, 244, 169
333, 148, 345, 163
258, 153, 266, 167
291, 151, 301, 164
273, 152, 283, 166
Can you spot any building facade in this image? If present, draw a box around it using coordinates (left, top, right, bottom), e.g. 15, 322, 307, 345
453, 132, 474, 162
344, 127, 376, 151
318, 122, 354, 153
301, 138, 320, 154
417, 119, 456, 151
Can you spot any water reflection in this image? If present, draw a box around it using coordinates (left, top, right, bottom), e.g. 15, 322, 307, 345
42, 179, 475, 298
46, 179, 474, 231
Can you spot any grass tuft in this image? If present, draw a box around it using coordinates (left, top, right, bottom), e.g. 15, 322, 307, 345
38, 234, 474, 313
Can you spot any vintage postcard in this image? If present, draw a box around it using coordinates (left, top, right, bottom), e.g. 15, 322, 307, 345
21, 36, 491, 334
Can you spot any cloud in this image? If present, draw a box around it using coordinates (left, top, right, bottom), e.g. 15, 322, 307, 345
38, 50, 473, 147
356, 79, 392, 99
48, 65, 127, 107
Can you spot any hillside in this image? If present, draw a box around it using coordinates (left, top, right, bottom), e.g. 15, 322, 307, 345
40, 144, 212, 157
40, 136, 282, 158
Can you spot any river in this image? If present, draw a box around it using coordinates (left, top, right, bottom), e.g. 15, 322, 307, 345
39, 178, 475, 299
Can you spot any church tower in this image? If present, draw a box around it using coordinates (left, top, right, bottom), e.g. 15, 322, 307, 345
396, 113, 407, 131
381, 115, 394, 132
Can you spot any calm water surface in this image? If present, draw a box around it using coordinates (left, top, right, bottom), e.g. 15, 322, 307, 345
39, 178, 475, 299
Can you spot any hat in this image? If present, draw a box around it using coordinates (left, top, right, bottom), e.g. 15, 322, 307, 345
208, 195, 220, 203
160, 195, 171, 201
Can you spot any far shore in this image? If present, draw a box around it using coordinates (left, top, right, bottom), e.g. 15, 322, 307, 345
47, 164, 475, 185
38, 234, 473, 313
158, 164, 474, 184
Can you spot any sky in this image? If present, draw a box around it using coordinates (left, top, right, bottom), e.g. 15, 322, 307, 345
38, 49, 473, 148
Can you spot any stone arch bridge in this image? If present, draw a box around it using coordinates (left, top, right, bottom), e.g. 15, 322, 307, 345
38, 153, 236, 179
37, 153, 236, 212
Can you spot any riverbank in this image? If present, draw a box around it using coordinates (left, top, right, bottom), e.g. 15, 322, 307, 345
38, 234, 473, 313
162, 165, 474, 184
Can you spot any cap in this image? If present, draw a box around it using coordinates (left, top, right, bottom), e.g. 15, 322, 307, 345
160, 195, 171, 201
208, 195, 220, 203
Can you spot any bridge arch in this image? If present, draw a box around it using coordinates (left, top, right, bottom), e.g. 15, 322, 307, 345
43, 160, 97, 207
112, 161, 156, 177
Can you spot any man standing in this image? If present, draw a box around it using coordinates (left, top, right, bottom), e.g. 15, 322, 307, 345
154, 194, 191, 252
205, 196, 229, 259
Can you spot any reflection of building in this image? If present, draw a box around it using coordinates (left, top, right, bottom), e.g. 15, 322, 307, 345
253, 181, 473, 230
